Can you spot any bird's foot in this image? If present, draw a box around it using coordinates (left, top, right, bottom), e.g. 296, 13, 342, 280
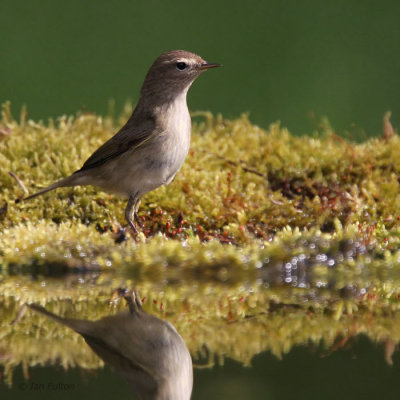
109, 287, 128, 307
134, 212, 144, 229
109, 288, 142, 314
127, 218, 139, 234
124, 289, 143, 314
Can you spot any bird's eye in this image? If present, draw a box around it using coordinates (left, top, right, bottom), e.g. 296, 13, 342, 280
176, 62, 187, 70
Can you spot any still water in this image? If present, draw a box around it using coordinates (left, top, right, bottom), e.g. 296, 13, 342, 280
1, 268, 400, 400
4, 340, 400, 400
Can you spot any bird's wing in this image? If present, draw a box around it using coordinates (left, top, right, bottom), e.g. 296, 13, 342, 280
76, 114, 156, 173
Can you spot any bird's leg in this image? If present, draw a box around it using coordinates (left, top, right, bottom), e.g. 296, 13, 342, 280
123, 289, 143, 315
133, 197, 143, 228
125, 194, 138, 233
109, 288, 142, 314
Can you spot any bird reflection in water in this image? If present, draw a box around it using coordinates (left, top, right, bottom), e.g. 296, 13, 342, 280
28, 289, 193, 400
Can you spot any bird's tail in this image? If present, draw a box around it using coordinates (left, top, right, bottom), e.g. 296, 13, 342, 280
24, 174, 79, 201
27, 303, 92, 335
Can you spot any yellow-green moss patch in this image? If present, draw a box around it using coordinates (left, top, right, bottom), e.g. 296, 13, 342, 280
1, 102, 400, 269
2, 102, 400, 384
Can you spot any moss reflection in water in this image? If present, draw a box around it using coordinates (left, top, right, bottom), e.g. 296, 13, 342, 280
2, 270, 400, 386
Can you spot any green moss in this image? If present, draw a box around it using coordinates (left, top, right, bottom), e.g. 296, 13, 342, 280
1, 102, 400, 264
2, 102, 400, 384
0, 96, 398, 231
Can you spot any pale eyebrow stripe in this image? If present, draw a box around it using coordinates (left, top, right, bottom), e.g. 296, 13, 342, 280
175, 58, 192, 64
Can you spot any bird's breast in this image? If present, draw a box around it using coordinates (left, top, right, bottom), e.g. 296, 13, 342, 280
101, 97, 192, 197
159, 97, 191, 180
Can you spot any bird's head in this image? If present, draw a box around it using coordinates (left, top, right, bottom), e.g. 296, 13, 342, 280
140, 50, 220, 102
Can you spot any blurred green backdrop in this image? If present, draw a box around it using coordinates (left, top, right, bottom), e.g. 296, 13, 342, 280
1, 0, 400, 138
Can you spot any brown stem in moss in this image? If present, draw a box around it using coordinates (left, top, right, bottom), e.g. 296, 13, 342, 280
204, 150, 266, 177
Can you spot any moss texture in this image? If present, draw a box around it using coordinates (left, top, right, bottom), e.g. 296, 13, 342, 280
1, 102, 400, 384
1, 102, 400, 266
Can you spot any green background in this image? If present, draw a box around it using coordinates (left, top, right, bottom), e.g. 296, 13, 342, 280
1, 0, 400, 138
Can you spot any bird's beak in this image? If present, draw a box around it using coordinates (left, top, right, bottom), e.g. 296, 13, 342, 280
198, 63, 221, 70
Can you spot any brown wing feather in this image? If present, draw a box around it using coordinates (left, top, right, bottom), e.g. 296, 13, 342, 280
76, 112, 156, 173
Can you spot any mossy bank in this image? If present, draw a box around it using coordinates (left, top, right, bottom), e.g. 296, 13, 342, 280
1, 102, 400, 383
1, 102, 400, 269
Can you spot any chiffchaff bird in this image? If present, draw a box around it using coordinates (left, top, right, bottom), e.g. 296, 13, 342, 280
25, 50, 220, 232
28, 290, 193, 400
